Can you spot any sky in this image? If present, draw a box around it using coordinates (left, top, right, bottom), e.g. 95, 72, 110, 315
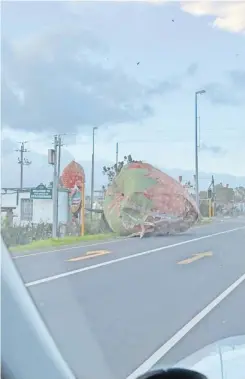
1, 1, 245, 188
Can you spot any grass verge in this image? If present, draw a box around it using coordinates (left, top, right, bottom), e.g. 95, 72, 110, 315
9, 218, 214, 253
198, 217, 213, 225
10, 233, 117, 253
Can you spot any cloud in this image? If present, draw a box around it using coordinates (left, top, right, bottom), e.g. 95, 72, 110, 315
204, 69, 245, 107
71, 1, 245, 34
200, 143, 226, 155
0, 138, 17, 156
2, 28, 157, 134
74, 0, 245, 34
147, 63, 198, 95
186, 62, 199, 77
147, 79, 180, 95
228, 70, 245, 90
204, 82, 243, 107
2, 21, 189, 134
180, 2, 245, 34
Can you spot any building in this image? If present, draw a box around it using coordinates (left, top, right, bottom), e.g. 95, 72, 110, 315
1, 184, 69, 225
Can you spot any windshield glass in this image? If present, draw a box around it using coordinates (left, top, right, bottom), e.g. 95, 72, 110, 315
1, 1, 245, 379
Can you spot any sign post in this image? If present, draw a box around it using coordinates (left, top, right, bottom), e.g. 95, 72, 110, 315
30, 184, 52, 200
80, 183, 85, 236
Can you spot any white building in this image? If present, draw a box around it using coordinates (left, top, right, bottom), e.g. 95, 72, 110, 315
1, 185, 69, 225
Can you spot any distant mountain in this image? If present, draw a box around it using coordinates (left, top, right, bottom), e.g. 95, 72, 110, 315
2, 149, 245, 192
162, 168, 245, 190
1, 148, 112, 192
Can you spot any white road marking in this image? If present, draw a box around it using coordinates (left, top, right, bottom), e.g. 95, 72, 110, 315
12, 219, 234, 260
25, 226, 244, 287
12, 237, 127, 260
125, 272, 245, 379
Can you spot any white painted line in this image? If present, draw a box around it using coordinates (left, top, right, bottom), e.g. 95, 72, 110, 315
12, 219, 234, 260
125, 272, 245, 379
12, 237, 127, 260
25, 226, 244, 288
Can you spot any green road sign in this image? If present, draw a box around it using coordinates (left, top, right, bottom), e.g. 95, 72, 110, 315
30, 184, 52, 200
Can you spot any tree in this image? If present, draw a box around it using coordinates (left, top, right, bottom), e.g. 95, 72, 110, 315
234, 186, 245, 202
102, 155, 142, 184
214, 183, 234, 203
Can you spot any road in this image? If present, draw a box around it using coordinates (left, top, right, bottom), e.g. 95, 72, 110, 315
12, 217, 245, 379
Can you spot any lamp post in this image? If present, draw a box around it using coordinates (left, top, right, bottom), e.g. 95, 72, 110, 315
91, 127, 98, 216
116, 142, 119, 171
195, 90, 206, 209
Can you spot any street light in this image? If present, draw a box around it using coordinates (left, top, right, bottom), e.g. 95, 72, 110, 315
195, 90, 206, 209
91, 126, 98, 215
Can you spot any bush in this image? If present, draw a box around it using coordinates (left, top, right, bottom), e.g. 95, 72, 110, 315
1, 222, 52, 247
199, 201, 209, 217
1, 212, 112, 248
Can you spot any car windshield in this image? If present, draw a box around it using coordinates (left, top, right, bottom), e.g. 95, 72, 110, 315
1, 1, 245, 379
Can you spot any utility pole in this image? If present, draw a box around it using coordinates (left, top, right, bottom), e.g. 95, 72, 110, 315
195, 90, 206, 209
48, 135, 65, 238
116, 142, 119, 171
212, 175, 215, 216
56, 136, 63, 231
91, 127, 98, 218
57, 135, 62, 180
16, 141, 32, 189
49, 135, 58, 238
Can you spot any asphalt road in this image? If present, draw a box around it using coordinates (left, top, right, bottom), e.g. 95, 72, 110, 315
12, 217, 245, 379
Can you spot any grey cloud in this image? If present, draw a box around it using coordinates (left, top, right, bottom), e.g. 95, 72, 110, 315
228, 70, 245, 90
200, 143, 226, 155
148, 62, 199, 96
2, 0, 196, 135
204, 70, 245, 107
1, 27, 156, 134
147, 80, 180, 96
204, 82, 241, 106
1, 138, 17, 156
186, 63, 198, 77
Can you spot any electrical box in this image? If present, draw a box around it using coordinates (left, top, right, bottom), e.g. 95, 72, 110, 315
48, 149, 55, 165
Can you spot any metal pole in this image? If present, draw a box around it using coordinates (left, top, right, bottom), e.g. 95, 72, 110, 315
57, 136, 61, 180
195, 92, 199, 208
16, 141, 31, 190
52, 136, 58, 238
56, 136, 61, 232
20, 143, 24, 190
91, 128, 95, 216
116, 142, 119, 171
80, 183, 85, 236
198, 116, 201, 148
212, 175, 216, 216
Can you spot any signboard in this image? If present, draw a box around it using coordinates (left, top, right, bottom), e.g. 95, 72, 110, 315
30, 184, 52, 200
69, 185, 82, 214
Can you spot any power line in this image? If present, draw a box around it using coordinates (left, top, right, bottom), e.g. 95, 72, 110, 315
15, 141, 32, 189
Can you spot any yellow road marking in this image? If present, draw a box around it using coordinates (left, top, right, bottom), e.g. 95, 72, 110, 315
177, 251, 213, 265
67, 250, 111, 262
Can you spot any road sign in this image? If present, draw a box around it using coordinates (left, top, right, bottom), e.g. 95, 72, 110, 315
30, 184, 52, 200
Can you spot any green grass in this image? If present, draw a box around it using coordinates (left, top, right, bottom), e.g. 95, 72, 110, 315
198, 217, 213, 224
10, 233, 117, 253
9, 217, 214, 253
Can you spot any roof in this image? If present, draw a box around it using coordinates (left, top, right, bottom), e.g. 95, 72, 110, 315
1, 207, 16, 211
